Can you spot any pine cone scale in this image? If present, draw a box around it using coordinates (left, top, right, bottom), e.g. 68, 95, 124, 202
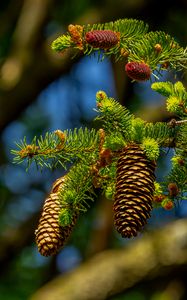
85, 30, 119, 49
115, 184, 154, 195
116, 176, 155, 188
115, 205, 151, 218
115, 185, 154, 197
116, 172, 155, 187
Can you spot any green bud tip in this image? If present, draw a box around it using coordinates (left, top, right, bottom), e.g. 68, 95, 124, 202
59, 208, 73, 226
142, 138, 159, 160
96, 91, 107, 102
166, 96, 181, 113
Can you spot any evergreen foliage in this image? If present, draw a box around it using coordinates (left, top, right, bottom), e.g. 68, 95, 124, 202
12, 128, 99, 170
52, 18, 186, 72
12, 18, 187, 255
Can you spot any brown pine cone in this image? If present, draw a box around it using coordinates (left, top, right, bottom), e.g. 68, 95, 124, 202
113, 144, 156, 238
35, 176, 77, 256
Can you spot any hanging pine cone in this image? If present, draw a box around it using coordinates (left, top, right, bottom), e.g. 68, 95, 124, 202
113, 144, 156, 238
85, 30, 120, 49
125, 62, 151, 81
35, 176, 77, 256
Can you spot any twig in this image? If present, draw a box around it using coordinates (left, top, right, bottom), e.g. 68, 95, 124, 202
168, 118, 187, 127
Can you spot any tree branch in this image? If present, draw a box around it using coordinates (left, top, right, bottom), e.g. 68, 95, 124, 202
30, 218, 187, 300
0, 0, 163, 131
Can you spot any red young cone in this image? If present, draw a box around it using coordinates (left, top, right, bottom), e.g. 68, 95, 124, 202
168, 182, 179, 197
162, 199, 174, 210
153, 194, 165, 203
125, 62, 151, 81
85, 30, 119, 49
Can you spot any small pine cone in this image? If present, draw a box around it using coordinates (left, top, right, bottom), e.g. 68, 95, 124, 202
85, 30, 119, 49
113, 144, 156, 238
161, 61, 169, 69
162, 199, 174, 210
35, 176, 77, 256
168, 182, 179, 197
125, 62, 151, 81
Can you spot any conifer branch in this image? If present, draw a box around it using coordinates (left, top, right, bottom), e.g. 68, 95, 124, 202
144, 122, 173, 145
152, 81, 187, 116
51, 35, 73, 53
51, 19, 186, 74
128, 31, 186, 72
58, 162, 97, 226
95, 91, 132, 141
11, 17, 187, 255
11, 128, 99, 170
175, 123, 187, 149
83, 18, 149, 37
165, 158, 187, 201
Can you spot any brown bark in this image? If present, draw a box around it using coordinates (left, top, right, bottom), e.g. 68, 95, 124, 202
30, 218, 187, 300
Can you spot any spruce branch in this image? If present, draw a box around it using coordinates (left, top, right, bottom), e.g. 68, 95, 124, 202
51, 34, 73, 53
144, 122, 173, 146
175, 123, 187, 149
151, 81, 174, 97
11, 18, 187, 254
152, 81, 187, 116
51, 19, 149, 61
95, 92, 174, 148
165, 164, 187, 200
11, 128, 99, 170
128, 31, 186, 72
83, 18, 149, 38
58, 162, 96, 226
152, 81, 187, 99
51, 19, 186, 75
113, 18, 149, 39
141, 138, 160, 160
83, 18, 149, 60
95, 90, 132, 141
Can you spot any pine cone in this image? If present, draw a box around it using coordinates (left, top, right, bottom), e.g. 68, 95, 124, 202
85, 30, 119, 49
35, 176, 77, 256
125, 62, 151, 81
113, 144, 156, 238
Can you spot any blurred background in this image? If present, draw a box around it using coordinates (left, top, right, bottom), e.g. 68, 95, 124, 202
0, 0, 187, 299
